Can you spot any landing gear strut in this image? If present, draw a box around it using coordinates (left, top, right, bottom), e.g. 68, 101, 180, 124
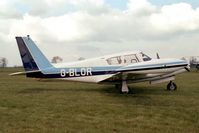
115, 81, 130, 93
121, 81, 129, 93
167, 81, 177, 91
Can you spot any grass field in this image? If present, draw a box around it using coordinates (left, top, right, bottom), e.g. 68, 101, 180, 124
0, 68, 199, 133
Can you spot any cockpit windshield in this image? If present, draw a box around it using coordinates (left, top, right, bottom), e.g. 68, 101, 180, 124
141, 52, 151, 61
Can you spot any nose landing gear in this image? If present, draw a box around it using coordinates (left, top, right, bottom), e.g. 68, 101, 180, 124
167, 81, 177, 91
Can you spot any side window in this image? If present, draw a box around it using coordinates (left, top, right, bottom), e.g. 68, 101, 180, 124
141, 53, 151, 61
107, 56, 122, 65
124, 54, 138, 64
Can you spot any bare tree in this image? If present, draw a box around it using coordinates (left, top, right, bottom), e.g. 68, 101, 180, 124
51, 56, 63, 64
0, 58, 7, 68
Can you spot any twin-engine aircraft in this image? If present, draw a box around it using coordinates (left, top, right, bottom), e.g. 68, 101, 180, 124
11, 35, 190, 93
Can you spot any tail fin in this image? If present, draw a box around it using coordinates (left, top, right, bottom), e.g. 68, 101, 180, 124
16, 36, 52, 72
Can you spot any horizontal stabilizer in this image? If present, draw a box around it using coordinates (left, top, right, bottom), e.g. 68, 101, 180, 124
9, 70, 41, 76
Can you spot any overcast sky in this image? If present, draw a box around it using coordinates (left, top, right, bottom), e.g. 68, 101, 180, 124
1, 0, 199, 66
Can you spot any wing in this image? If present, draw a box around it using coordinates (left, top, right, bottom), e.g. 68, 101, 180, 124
99, 67, 186, 85
99, 72, 148, 84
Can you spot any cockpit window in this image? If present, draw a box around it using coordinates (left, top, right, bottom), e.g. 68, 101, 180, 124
141, 53, 151, 61
107, 56, 122, 65
124, 54, 138, 64
107, 54, 139, 65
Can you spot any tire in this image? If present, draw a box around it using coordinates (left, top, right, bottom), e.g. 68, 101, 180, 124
196, 64, 199, 70
167, 82, 177, 91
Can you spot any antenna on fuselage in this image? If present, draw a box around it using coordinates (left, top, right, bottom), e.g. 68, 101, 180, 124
156, 53, 160, 59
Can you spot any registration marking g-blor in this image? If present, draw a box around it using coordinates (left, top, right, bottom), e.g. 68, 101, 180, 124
60, 68, 92, 77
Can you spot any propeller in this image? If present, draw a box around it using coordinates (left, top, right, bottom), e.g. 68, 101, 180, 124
156, 53, 160, 59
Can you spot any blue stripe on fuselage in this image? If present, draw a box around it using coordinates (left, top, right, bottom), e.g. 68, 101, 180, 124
42, 61, 187, 74
28, 63, 187, 78
117, 61, 187, 71
34, 61, 188, 78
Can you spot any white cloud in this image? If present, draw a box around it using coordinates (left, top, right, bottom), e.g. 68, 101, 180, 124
150, 3, 199, 32
127, 0, 156, 15
41, 13, 92, 42
19, 0, 107, 17
0, 0, 22, 19
69, 0, 104, 6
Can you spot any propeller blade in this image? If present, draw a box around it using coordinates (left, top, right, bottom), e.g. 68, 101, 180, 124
184, 67, 190, 72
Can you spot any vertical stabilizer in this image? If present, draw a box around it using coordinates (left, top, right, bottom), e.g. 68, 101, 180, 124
16, 36, 52, 71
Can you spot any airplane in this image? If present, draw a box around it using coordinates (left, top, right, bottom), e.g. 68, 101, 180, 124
10, 35, 190, 93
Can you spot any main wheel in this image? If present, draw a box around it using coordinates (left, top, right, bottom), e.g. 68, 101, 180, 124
196, 64, 199, 70
167, 81, 177, 91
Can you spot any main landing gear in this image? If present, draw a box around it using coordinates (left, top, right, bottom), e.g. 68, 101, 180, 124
115, 81, 130, 94
167, 81, 177, 91
116, 81, 177, 93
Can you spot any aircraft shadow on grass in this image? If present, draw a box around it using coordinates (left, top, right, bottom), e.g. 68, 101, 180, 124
18, 85, 171, 96
18, 85, 183, 107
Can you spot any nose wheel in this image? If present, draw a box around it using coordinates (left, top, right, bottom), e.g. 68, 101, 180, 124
167, 81, 177, 91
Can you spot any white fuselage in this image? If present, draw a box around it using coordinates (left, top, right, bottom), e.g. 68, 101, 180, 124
49, 51, 189, 84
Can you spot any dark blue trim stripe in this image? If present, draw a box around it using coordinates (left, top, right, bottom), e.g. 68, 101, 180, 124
117, 64, 188, 72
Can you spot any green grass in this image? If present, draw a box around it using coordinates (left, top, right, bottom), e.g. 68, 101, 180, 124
0, 68, 199, 133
